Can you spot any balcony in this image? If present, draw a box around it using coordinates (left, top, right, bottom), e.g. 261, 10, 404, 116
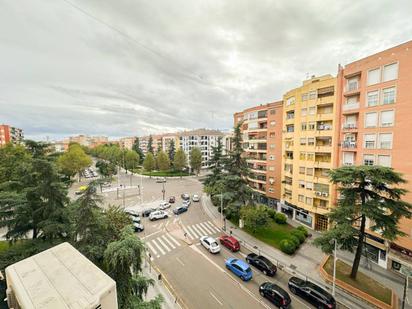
345, 82, 359, 92
342, 123, 358, 131
341, 141, 357, 150
316, 113, 333, 121
342, 102, 360, 113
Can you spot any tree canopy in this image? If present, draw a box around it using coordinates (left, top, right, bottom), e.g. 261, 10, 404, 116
190, 147, 202, 175
173, 148, 187, 176
58, 143, 92, 181
143, 152, 156, 176
156, 151, 170, 171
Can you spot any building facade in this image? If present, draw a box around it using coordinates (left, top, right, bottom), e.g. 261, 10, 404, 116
119, 137, 136, 150
63, 135, 109, 150
0, 124, 24, 146
234, 101, 283, 206
337, 41, 412, 272
280, 75, 338, 231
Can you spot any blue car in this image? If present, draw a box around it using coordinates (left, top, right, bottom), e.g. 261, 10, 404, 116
225, 258, 253, 281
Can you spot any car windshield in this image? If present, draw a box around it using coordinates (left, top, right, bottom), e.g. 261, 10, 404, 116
245, 267, 251, 273
210, 242, 218, 247
260, 256, 274, 267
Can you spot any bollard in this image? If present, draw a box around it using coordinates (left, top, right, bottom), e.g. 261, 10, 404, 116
158, 273, 162, 281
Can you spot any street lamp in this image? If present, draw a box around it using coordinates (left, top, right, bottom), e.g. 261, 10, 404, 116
220, 191, 226, 231
329, 238, 337, 297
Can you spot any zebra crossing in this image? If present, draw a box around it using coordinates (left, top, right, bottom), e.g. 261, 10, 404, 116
146, 233, 182, 259
183, 221, 221, 240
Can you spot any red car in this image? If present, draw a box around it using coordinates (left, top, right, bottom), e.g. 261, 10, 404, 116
169, 196, 176, 203
219, 235, 240, 252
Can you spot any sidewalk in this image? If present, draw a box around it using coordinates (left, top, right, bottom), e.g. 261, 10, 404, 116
201, 193, 411, 309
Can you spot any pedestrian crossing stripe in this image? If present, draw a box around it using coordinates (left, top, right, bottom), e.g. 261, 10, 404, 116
146, 242, 160, 258
183, 221, 221, 240
151, 238, 166, 255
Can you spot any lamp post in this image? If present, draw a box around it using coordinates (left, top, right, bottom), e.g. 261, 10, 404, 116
401, 265, 412, 309
162, 181, 166, 201
330, 238, 337, 297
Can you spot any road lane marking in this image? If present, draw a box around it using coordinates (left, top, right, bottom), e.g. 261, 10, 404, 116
146, 242, 159, 258
166, 233, 181, 247
206, 221, 221, 233
199, 222, 213, 234
151, 238, 166, 255
195, 223, 208, 235
183, 226, 194, 239
191, 224, 204, 238
176, 257, 185, 267
141, 230, 162, 239
161, 234, 175, 249
157, 237, 171, 252
187, 225, 199, 238
209, 291, 223, 306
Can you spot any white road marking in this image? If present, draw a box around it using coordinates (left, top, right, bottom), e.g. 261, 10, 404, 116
206, 221, 221, 233
183, 226, 194, 240
187, 225, 199, 238
166, 234, 181, 247
191, 224, 204, 238
199, 222, 213, 234
157, 237, 171, 252
173, 217, 179, 224
151, 238, 166, 255
176, 257, 185, 267
141, 230, 162, 239
161, 234, 175, 249
195, 223, 209, 235
209, 291, 223, 306
146, 242, 160, 258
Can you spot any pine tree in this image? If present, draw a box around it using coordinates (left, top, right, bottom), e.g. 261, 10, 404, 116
132, 137, 144, 164
168, 140, 176, 164
143, 152, 155, 177
156, 151, 170, 171
147, 135, 154, 154
189, 147, 202, 176
173, 148, 187, 178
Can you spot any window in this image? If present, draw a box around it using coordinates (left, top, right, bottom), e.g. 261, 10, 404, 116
346, 95, 358, 105
301, 93, 308, 101
301, 123, 307, 131
365, 112, 378, 128
307, 153, 314, 161
344, 115, 357, 127
364, 134, 376, 149
383, 63, 398, 82
270, 121, 276, 126
298, 195, 304, 202
380, 110, 394, 127
367, 91, 379, 107
300, 138, 306, 145
309, 91, 317, 99
306, 182, 313, 190
307, 138, 315, 146
305, 197, 313, 205
286, 97, 295, 106
269, 132, 275, 138
269, 109, 276, 115
379, 133, 393, 149
308, 122, 315, 130
270, 144, 275, 149
343, 152, 354, 165
306, 168, 314, 176
249, 121, 258, 129
382, 87, 396, 104
367, 68, 381, 85
268, 166, 275, 171
299, 167, 305, 174
347, 77, 358, 91
299, 180, 305, 189
309, 107, 316, 115
301, 108, 307, 116
299, 152, 306, 160
364, 154, 375, 166
378, 155, 391, 167
286, 125, 294, 132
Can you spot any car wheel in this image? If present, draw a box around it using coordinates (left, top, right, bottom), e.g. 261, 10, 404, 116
260, 291, 264, 297
290, 287, 296, 294
240, 275, 245, 281
246, 258, 250, 263
263, 270, 267, 276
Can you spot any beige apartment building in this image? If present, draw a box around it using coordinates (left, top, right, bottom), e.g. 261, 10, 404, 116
337, 40, 412, 272
234, 101, 283, 206
280, 75, 338, 231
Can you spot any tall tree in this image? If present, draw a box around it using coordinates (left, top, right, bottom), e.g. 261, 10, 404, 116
168, 139, 176, 165
156, 142, 162, 154
143, 152, 156, 177
125, 150, 139, 173
240, 205, 270, 234
314, 165, 412, 279
132, 137, 145, 164
58, 143, 92, 181
189, 147, 202, 176
204, 137, 224, 188
147, 135, 154, 154
173, 148, 187, 178
156, 151, 170, 171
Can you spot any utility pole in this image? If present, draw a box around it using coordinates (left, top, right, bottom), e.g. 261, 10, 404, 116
220, 191, 224, 230
162, 181, 166, 201
332, 239, 337, 297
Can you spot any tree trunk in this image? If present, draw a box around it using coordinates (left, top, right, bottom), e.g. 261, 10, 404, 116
350, 214, 366, 279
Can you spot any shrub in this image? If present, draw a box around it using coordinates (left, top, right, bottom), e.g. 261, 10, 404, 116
280, 239, 297, 255
291, 229, 306, 244
211, 195, 220, 207
296, 225, 309, 237
289, 235, 300, 248
274, 213, 287, 224
266, 208, 277, 220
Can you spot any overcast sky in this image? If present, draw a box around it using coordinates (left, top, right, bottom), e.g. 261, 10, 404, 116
0, 0, 411, 140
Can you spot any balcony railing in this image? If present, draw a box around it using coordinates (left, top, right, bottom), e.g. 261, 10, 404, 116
342, 102, 360, 111
342, 141, 357, 149
342, 123, 357, 130
346, 82, 359, 92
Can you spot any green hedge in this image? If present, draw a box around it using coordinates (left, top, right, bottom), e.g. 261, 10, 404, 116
296, 225, 309, 237
274, 213, 287, 224
280, 239, 297, 255
291, 230, 306, 244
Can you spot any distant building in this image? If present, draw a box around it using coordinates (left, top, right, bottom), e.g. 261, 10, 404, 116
63, 135, 109, 150
119, 137, 136, 150
5, 242, 118, 309
0, 124, 24, 146
221, 131, 234, 155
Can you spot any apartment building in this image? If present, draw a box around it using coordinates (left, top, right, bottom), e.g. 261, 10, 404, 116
179, 129, 224, 169
162, 133, 180, 153
119, 136, 136, 150
234, 101, 283, 206
0, 124, 24, 146
280, 75, 338, 231
63, 135, 109, 150
139, 135, 163, 154
337, 41, 412, 272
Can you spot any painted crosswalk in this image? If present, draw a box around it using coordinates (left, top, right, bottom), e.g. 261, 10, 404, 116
146, 233, 182, 259
183, 221, 221, 240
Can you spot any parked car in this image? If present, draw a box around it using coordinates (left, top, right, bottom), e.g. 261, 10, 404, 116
219, 235, 240, 252
169, 196, 176, 203
225, 258, 252, 281
149, 210, 168, 221
260, 282, 291, 309
288, 277, 336, 309
142, 208, 156, 217
156, 177, 166, 183
200, 236, 220, 253
246, 253, 277, 276
181, 193, 190, 200
192, 194, 200, 202
133, 222, 144, 232
173, 206, 188, 215
125, 209, 140, 217
130, 215, 141, 224
182, 199, 191, 207
159, 201, 171, 210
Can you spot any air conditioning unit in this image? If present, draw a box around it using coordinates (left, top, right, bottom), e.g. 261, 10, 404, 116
315, 191, 322, 196
322, 192, 329, 197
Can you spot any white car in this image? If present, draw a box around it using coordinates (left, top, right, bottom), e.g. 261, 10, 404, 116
192, 194, 200, 202
149, 210, 169, 221
130, 216, 141, 224
156, 177, 166, 183
200, 236, 221, 254
125, 209, 140, 217
159, 201, 171, 210
133, 222, 144, 232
